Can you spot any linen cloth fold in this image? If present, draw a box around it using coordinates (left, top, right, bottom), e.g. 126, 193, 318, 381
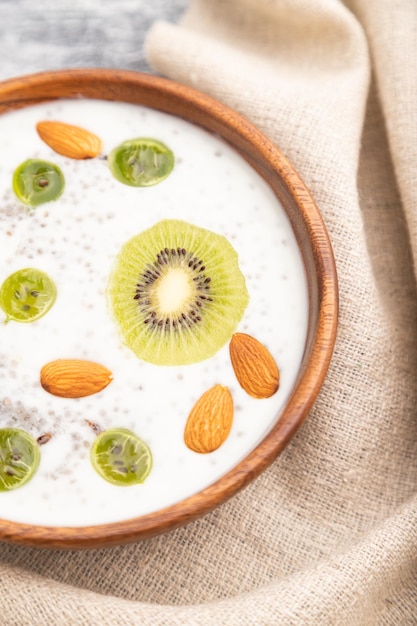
1, 1, 416, 624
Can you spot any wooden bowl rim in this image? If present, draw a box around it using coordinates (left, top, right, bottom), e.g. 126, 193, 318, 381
0, 69, 338, 549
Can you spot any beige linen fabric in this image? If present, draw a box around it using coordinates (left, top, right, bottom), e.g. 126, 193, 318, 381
1, 1, 417, 624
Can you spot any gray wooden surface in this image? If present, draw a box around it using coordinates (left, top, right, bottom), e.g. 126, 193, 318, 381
0, 0, 189, 80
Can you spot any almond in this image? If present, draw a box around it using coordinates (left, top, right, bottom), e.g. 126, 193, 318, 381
40, 359, 113, 398
36, 120, 102, 160
184, 384, 233, 454
229, 333, 280, 399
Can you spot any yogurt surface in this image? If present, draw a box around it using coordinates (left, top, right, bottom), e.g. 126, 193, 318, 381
0, 98, 308, 526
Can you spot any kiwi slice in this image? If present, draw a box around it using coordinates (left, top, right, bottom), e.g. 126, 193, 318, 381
0, 428, 40, 491
107, 219, 249, 365
90, 428, 152, 486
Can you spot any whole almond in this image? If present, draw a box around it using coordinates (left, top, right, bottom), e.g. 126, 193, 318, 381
184, 384, 233, 454
40, 359, 113, 398
229, 333, 280, 399
36, 120, 102, 160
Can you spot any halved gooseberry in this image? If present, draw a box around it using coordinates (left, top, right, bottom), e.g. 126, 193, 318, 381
0, 268, 57, 323
90, 428, 152, 486
108, 138, 174, 187
0, 428, 40, 491
13, 158, 65, 207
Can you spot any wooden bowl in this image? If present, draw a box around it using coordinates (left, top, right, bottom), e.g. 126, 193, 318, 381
0, 69, 338, 548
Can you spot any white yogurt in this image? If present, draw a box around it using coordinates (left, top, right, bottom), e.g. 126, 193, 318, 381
0, 99, 308, 526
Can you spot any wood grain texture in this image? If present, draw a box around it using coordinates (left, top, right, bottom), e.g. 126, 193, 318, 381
0, 69, 338, 549
0, 0, 189, 80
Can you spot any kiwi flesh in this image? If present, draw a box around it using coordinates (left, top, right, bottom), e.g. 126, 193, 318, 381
107, 219, 249, 365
